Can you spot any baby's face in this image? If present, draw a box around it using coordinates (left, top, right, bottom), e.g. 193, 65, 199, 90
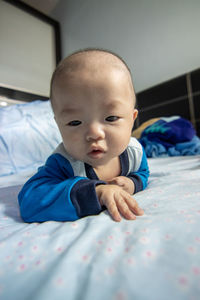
54, 66, 138, 168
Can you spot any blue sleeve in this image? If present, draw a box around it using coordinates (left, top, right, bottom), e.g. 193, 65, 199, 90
128, 149, 149, 193
18, 154, 104, 222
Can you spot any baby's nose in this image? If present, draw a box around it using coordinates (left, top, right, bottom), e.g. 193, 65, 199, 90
86, 123, 105, 141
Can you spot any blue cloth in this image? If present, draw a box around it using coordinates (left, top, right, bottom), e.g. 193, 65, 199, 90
140, 116, 200, 157
141, 116, 195, 148
141, 136, 200, 158
168, 135, 200, 156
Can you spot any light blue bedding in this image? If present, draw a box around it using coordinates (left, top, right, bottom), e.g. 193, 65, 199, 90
0, 100, 61, 176
0, 155, 200, 300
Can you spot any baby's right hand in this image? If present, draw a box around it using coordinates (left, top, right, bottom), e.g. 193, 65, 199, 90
96, 184, 144, 222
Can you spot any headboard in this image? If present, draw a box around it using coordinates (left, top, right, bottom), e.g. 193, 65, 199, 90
0, 0, 61, 104
135, 68, 200, 136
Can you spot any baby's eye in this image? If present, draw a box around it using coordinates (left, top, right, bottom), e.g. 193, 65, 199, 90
105, 116, 119, 122
67, 120, 82, 126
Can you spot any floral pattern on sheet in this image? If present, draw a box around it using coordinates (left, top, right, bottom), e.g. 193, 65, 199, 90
0, 155, 200, 300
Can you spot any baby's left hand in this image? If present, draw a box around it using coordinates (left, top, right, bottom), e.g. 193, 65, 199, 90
107, 176, 135, 195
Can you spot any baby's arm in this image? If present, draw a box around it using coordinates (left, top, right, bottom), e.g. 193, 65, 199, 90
18, 154, 104, 222
96, 184, 144, 222
99, 148, 149, 220
110, 148, 149, 194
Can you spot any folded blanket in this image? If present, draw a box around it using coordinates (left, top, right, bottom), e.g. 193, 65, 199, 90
138, 116, 200, 157
140, 116, 195, 148
141, 135, 200, 157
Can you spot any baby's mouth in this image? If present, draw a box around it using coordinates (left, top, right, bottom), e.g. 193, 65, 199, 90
87, 147, 105, 158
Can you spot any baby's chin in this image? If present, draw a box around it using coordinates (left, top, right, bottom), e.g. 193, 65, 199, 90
84, 155, 113, 168
84, 158, 107, 168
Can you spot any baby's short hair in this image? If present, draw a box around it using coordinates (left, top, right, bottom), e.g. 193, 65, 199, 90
50, 48, 135, 110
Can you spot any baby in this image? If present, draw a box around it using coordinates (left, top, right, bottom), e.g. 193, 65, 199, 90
18, 49, 149, 222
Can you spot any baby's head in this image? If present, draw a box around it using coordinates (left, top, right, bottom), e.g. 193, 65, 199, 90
50, 49, 138, 168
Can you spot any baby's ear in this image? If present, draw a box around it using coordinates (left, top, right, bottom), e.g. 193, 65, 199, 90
133, 109, 138, 121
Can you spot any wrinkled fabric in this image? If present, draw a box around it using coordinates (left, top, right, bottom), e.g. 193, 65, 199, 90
140, 116, 195, 148
139, 116, 200, 157
0, 100, 62, 176
168, 135, 200, 156
0, 155, 200, 300
141, 135, 200, 157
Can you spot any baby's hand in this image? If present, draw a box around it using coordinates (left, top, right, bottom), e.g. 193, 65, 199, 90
96, 184, 144, 222
107, 176, 135, 194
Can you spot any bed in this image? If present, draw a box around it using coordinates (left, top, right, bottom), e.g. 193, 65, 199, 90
0, 100, 200, 300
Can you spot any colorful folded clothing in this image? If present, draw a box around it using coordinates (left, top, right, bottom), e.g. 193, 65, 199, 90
168, 135, 200, 156
140, 116, 195, 148
141, 135, 200, 157
136, 116, 200, 157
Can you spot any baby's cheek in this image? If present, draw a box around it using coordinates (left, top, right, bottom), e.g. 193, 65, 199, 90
112, 133, 130, 150
62, 133, 81, 152
63, 131, 81, 143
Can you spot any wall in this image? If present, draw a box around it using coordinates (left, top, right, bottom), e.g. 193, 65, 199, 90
51, 0, 200, 93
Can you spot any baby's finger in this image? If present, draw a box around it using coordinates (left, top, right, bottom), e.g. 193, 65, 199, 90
123, 193, 144, 216
107, 179, 121, 186
108, 177, 123, 185
115, 195, 136, 220
106, 199, 122, 222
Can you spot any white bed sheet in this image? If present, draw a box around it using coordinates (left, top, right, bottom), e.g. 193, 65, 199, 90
0, 156, 200, 300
